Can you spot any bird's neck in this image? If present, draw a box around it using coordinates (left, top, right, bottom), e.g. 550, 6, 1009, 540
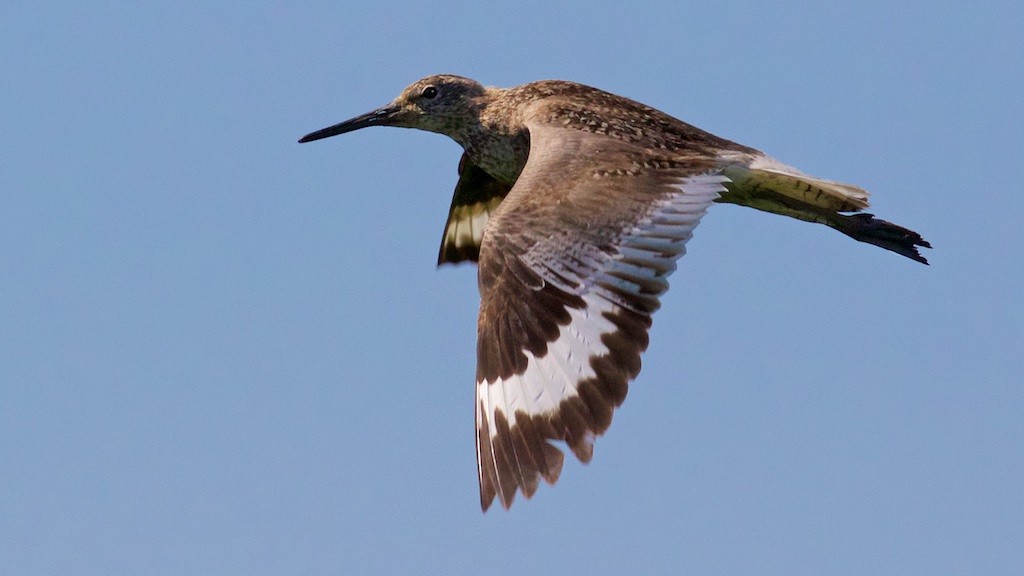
452, 88, 531, 186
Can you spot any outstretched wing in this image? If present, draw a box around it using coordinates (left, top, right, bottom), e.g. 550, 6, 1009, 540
474, 117, 727, 511
438, 153, 512, 265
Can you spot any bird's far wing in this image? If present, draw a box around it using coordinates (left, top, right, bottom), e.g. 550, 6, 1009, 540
437, 153, 513, 265
474, 120, 728, 511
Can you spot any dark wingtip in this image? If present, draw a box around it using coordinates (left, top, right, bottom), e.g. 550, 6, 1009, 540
437, 244, 480, 267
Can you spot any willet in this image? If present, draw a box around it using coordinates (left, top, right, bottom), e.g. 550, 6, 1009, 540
299, 75, 930, 511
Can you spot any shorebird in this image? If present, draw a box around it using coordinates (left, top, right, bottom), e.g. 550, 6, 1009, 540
299, 74, 930, 511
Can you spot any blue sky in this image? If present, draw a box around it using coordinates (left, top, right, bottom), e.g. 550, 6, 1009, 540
2, 1, 1022, 574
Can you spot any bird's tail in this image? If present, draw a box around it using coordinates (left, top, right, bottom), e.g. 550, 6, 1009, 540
715, 154, 931, 264
824, 212, 931, 264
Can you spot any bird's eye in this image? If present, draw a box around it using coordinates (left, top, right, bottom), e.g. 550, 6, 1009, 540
421, 85, 438, 99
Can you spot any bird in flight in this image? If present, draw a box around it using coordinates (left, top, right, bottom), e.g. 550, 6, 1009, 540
299, 75, 930, 511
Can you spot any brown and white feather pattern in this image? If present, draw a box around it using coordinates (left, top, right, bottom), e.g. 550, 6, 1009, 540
298, 74, 932, 512
437, 153, 513, 265
474, 119, 726, 510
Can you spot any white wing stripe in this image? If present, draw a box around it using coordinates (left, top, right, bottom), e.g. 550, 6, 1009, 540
477, 294, 617, 435
475, 173, 731, 507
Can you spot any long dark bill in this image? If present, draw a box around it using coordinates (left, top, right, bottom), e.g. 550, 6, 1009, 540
298, 106, 398, 143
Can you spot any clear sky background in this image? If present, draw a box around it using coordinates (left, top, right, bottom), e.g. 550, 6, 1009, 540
2, 2, 1022, 575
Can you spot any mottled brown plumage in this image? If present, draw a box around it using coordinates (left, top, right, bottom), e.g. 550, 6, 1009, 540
299, 74, 930, 512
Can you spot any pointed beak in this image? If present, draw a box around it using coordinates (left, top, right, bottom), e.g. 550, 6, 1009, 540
298, 105, 401, 143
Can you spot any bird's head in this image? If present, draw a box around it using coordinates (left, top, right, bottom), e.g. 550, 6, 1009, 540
299, 75, 486, 143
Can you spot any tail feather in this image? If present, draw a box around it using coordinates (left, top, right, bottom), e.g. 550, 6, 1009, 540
716, 153, 931, 264
829, 213, 931, 264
